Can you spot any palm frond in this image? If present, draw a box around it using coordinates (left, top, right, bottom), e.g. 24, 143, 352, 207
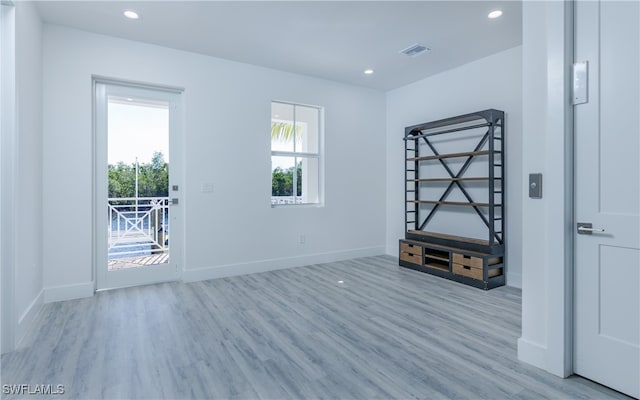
271, 122, 302, 142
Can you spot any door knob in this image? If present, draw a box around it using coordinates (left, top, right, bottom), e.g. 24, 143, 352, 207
577, 222, 605, 235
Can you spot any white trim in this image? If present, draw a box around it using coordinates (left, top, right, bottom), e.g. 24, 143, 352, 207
270, 202, 324, 209
92, 75, 184, 94
42, 249, 385, 300
16, 289, 43, 347
562, 0, 575, 378
43, 282, 94, 303
517, 337, 547, 370
182, 247, 385, 283
271, 151, 319, 158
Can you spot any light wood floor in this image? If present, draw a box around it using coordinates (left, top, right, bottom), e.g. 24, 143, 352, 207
1, 256, 630, 399
108, 253, 169, 271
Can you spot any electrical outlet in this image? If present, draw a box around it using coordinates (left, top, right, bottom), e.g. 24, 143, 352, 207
299, 234, 306, 244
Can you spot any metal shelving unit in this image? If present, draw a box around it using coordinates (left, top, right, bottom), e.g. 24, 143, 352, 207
399, 109, 506, 290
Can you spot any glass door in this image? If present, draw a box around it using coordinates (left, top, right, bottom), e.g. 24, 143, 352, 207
95, 82, 183, 290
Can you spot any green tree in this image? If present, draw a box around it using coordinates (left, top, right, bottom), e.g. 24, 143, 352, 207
271, 167, 291, 196
108, 162, 135, 198
271, 162, 302, 197
149, 151, 169, 197
108, 152, 168, 198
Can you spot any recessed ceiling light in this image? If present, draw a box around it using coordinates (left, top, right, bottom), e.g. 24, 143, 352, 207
364, 69, 374, 75
488, 10, 503, 19
123, 10, 140, 20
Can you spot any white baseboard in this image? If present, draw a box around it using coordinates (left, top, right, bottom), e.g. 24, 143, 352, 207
507, 271, 522, 289
517, 337, 547, 370
43, 282, 94, 303
16, 289, 44, 347
385, 245, 399, 258
182, 246, 385, 283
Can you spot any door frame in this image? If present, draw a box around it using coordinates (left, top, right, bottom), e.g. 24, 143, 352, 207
536, 0, 576, 378
566, 0, 576, 378
92, 76, 185, 291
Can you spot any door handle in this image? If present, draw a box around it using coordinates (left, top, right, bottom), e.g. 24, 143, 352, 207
577, 222, 605, 235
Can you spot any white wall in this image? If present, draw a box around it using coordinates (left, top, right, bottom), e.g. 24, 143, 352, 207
13, 1, 43, 346
385, 46, 523, 288
0, 2, 17, 354
517, 1, 573, 377
42, 25, 386, 298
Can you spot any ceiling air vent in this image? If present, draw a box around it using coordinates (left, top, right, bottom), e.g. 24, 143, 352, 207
399, 43, 430, 57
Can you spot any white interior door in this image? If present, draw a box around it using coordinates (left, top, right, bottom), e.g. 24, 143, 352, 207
95, 81, 183, 290
574, 1, 640, 398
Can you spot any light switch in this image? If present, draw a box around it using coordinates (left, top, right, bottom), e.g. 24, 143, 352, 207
201, 183, 214, 193
573, 61, 588, 105
529, 173, 542, 199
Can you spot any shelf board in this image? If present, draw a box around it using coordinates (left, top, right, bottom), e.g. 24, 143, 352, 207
408, 231, 490, 246
406, 177, 493, 182
424, 263, 449, 272
425, 255, 449, 262
402, 238, 493, 257
407, 150, 491, 162
407, 200, 501, 207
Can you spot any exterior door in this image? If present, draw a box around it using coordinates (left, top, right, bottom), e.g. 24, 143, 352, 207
95, 81, 183, 290
574, 1, 639, 398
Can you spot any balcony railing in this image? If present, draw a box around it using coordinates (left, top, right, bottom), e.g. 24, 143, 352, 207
108, 197, 169, 259
271, 196, 303, 205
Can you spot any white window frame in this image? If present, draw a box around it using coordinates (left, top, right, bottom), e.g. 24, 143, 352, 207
270, 101, 323, 207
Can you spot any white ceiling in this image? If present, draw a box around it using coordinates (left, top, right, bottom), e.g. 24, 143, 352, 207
34, 1, 522, 91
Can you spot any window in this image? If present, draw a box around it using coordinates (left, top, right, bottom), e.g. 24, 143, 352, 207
271, 101, 322, 206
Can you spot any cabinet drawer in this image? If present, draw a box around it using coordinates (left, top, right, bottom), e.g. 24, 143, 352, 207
452, 253, 483, 268
400, 242, 422, 256
400, 242, 423, 265
400, 252, 422, 265
453, 253, 502, 268
453, 263, 503, 280
452, 263, 483, 280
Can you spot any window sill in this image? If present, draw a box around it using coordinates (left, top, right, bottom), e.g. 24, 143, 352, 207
271, 203, 324, 209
